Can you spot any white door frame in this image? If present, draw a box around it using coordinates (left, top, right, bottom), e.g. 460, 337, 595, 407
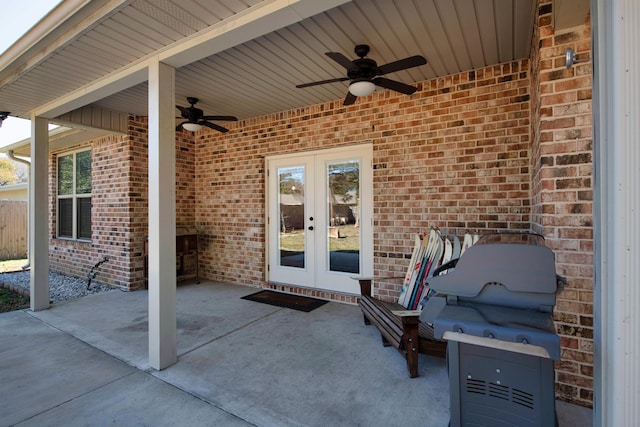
265, 143, 373, 294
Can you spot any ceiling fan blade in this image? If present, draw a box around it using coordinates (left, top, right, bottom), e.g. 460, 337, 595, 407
202, 121, 229, 133
296, 77, 350, 88
343, 91, 357, 106
377, 55, 427, 75
176, 105, 189, 116
202, 115, 238, 122
325, 52, 355, 70
373, 77, 418, 95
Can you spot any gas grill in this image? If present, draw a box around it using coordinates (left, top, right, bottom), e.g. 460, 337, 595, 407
420, 233, 562, 427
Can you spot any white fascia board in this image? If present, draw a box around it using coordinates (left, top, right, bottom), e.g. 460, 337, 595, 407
0, 0, 89, 73
0, 0, 131, 86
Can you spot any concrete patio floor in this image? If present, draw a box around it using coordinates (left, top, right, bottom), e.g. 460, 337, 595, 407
0, 281, 592, 426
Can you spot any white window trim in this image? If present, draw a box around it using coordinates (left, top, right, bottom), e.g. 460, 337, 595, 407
56, 147, 92, 241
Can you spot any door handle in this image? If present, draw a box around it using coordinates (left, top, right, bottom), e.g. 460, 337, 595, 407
308, 226, 314, 231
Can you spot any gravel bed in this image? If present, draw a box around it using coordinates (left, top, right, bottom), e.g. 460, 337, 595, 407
0, 270, 112, 304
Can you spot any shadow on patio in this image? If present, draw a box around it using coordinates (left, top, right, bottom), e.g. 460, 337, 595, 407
0, 281, 590, 426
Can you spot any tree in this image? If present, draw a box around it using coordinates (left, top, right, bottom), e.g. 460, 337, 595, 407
328, 161, 360, 227
329, 163, 359, 203
279, 170, 304, 195
0, 158, 18, 185
13, 161, 28, 182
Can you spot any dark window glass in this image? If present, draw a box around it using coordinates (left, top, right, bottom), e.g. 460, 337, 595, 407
77, 197, 92, 240
58, 199, 73, 238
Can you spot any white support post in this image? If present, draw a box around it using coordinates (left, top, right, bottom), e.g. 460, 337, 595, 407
29, 116, 49, 311
593, 0, 640, 425
147, 60, 177, 370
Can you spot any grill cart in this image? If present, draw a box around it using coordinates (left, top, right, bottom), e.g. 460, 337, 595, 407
420, 233, 562, 427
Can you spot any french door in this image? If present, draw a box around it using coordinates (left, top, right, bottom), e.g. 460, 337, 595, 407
266, 144, 372, 294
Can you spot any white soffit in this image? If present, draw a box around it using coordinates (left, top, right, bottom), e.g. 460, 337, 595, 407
0, 0, 536, 127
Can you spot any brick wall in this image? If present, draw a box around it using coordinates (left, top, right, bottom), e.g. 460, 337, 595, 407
195, 60, 532, 302
48, 116, 195, 290
49, 135, 137, 288
194, 24, 594, 405
531, 1, 594, 407
44, 4, 595, 406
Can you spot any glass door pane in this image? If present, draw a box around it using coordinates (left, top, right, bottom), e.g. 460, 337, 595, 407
278, 166, 305, 268
326, 160, 360, 274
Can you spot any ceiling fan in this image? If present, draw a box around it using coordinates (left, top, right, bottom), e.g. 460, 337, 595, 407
296, 44, 427, 105
0, 111, 9, 128
176, 97, 238, 133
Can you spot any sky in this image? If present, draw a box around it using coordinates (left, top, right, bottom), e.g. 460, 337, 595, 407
0, 0, 62, 151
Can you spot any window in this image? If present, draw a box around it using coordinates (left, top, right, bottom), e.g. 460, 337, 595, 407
57, 148, 92, 240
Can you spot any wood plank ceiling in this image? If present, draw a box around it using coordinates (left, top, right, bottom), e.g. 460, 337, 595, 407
0, 0, 536, 126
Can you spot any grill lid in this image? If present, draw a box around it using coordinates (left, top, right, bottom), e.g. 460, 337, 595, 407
426, 233, 559, 305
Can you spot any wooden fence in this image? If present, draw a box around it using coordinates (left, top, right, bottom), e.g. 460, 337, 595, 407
0, 201, 28, 260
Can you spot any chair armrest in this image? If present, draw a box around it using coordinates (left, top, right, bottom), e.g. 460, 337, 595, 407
352, 276, 404, 298
391, 310, 421, 317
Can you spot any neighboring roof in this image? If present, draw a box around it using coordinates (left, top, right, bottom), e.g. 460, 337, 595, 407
0, 125, 113, 157
0, 0, 538, 131
0, 182, 28, 192
0, 184, 28, 201
279, 193, 304, 206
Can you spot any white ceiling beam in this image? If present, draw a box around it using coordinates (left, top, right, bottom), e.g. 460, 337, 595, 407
32, 0, 351, 119
34, 62, 148, 118
161, 0, 351, 67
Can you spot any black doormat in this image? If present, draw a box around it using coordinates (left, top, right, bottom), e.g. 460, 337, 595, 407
241, 290, 328, 312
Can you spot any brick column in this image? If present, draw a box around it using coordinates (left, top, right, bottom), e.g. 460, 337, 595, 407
531, 1, 594, 407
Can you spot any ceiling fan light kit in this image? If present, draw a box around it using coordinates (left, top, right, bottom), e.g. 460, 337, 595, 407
182, 122, 203, 132
348, 80, 375, 97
